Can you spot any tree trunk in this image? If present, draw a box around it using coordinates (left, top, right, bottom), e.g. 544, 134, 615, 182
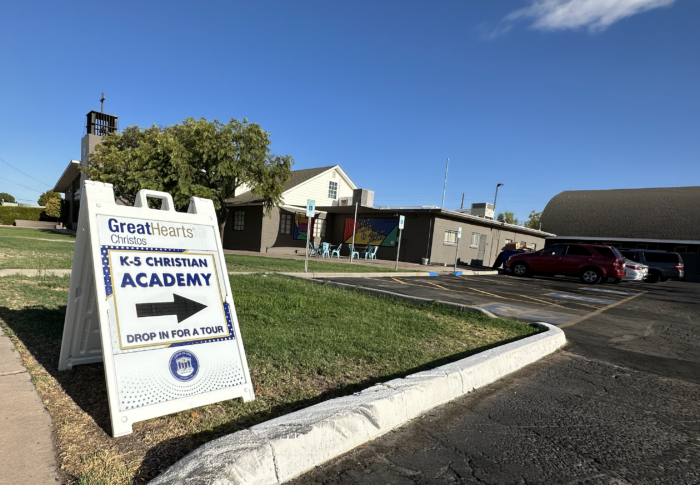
217, 205, 230, 244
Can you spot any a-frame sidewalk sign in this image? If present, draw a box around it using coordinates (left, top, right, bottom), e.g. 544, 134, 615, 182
58, 181, 254, 437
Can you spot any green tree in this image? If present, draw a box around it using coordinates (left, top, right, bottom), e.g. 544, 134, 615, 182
496, 211, 519, 225
0, 192, 15, 203
44, 197, 62, 219
524, 210, 542, 230
87, 117, 294, 238
38, 190, 61, 207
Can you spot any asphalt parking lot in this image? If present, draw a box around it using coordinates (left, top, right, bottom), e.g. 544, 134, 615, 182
293, 274, 700, 484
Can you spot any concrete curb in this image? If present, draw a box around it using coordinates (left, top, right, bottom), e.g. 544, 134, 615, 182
150, 323, 565, 485
0, 269, 72, 277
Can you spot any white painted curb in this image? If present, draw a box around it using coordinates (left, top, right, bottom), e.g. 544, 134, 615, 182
150, 323, 565, 485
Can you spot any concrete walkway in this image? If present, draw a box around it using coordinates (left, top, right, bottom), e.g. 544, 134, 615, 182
0, 326, 60, 485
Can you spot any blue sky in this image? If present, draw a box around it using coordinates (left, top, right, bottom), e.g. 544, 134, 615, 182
1, 0, 698, 222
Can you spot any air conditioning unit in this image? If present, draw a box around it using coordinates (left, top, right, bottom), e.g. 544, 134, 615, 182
470, 203, 494, 219
338, 197, 353, 206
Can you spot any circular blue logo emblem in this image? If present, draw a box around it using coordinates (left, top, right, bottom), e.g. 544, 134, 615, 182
169, 350, 199, 382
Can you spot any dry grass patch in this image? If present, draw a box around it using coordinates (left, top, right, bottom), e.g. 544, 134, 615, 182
0, 274, 537, 484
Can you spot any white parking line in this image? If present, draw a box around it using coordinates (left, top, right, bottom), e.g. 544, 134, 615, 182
547, 293, 617, 305
581, 288, 638, 297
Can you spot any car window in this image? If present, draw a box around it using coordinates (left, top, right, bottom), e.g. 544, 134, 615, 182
621, 251, 639, 262
643, 252, 679, 263
593, 247, 616, 258
541, 245, 566, 256
567, 245, 591, 256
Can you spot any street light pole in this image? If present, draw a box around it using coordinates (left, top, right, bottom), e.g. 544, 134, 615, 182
441, 158, 449, 209
493, 183, 504, 219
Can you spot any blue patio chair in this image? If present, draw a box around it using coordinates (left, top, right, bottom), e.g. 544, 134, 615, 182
320, 242, 331, 258
308, 241, 320, 257
331, 243, 343, 258
349, 244, 360, 261
364, 245, 379, 260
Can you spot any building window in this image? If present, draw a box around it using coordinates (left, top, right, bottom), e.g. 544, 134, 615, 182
233, 211, 244, 231
328, 181, 338, 199
444, 230, 458, 245
280, 213, 292, 235
313, 219, 326, 238
470, 233, 480, 248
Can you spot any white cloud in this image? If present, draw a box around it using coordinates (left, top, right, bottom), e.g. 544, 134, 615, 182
496, 0, 676, 35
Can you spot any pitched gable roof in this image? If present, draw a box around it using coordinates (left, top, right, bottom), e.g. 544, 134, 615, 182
540, 186, 700, 241
226, 166, 336, 205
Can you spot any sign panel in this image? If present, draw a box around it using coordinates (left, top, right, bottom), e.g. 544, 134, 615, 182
306, 199, 316, 218
58, 183, 254, 436
398, 215, 405, 230
457, 227, 462, 239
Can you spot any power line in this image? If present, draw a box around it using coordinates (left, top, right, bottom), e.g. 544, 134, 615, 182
0, 175, 44, 194
0, 158, 52, 188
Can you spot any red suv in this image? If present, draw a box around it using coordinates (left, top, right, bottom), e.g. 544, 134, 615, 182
506, 244, 626, 284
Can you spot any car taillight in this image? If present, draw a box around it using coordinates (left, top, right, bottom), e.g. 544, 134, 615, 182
627, 264, 639, 270
675, 263, 683, 270
614, 259, 625, 268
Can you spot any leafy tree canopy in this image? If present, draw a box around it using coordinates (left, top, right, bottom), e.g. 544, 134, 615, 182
87, 118, 294, 237
0, 192, 16, 203
38, 190, 61, 207
44, 197, 62, 219
496, 211, 519, 225
524, 210, 542, 230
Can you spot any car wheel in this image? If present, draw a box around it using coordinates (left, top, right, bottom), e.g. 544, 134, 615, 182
645, 272, 660, 284
580, 268, 603, 284
511, 261, 529, 277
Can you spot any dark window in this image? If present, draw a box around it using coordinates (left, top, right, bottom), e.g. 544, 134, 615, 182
541, 245, 566, 256
643, 252, 680, 264
233, 211, 244, 231
280, 213, 292, 235
567, 245, 592, 256
593, 247, 615, 258
622, 251, 640, 262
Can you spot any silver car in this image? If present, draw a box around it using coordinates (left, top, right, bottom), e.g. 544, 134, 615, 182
622, 258, 648, 281
606, 258, 647, 283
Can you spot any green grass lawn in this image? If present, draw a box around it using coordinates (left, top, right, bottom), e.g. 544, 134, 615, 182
0, 273, 537, 484
0, 232, 75, 269
0, 226, 76, 240
225, 253, 415, 273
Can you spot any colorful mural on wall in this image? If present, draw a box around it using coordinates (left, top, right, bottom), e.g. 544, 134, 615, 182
343, 218, 399, 246
293, 213, 311, 240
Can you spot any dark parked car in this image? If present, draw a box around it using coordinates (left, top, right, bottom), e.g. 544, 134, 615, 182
506, 243, 627, 284
620, 250, 684, 283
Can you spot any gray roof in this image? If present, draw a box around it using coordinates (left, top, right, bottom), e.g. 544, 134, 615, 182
226, 166, 336, 205
540, 186, 700, 241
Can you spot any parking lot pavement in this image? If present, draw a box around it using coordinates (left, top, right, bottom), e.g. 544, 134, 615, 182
294, 277, 700, 484
316, 274, 646, 327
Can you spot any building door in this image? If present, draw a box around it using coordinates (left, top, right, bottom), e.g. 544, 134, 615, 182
476, 234, 487, 266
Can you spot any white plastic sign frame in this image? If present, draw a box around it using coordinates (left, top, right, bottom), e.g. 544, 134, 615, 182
58, 181, 254, 437
457, 227, 462, 239
398, 215, 405, 230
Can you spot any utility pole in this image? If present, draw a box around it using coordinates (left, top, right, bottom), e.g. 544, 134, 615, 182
460, 193, 465, 210
493, 183, 504, 218
100, 93, 105, 113
441, 158, 449, 209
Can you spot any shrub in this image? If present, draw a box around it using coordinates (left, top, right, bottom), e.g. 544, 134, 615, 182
44, 198, 62, 220
0, 206, 46, 226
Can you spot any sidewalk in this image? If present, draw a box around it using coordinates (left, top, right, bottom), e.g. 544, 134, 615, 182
0, 326, 60, 485
224, 249, 477, 272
